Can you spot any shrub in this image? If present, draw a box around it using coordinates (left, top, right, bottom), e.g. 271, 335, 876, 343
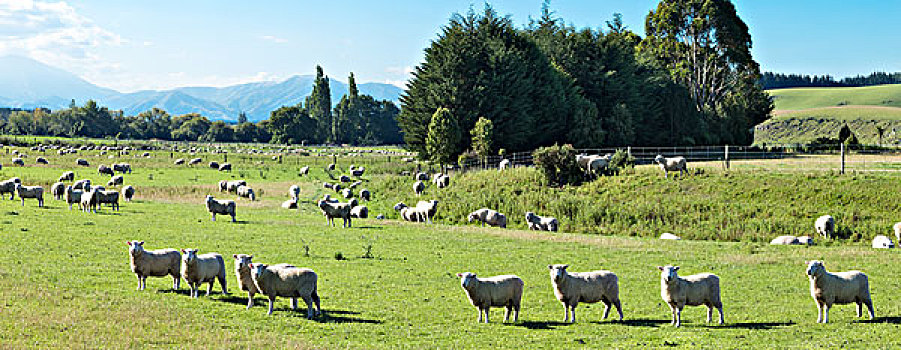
606, 149, 635, 175
533, 144, 582, 187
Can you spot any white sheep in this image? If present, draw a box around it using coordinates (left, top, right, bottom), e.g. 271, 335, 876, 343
797, 236, 815, 245
218, 163, 232, 172
175, 158, 185, 165
317, 200, 352, 227
468, 208, 507, 228
805, 260, 874, 323
249, 263, 320, 317
576, 154, 612, 175
288, 185, 300, 200
281, 198, 298, 209
0, 178, 15, 200
12, 157, 23, 166
51, 182, 65, 200
59, 171, 75, 182
15, 184, 43, 207
456, 272, 523, 323
64, 186, 82, 210
181, 249, 228, 298
127, 241, 181, 291
73, 179, 91, 191
189, 157, 202, 165
341, 188, 353, 199
205, 195, 236, 222
659, 232, 681, 240
525, 212, 558, 232
351, 167, 365, 177
770, 235, 801, 245
350, 205, 369, 219
658, 265, 723, 327
548, 264, 622, 322
499, 159, 511, 170
435, 174, 450, 189
653, 155, 687, 178
393, 202, 424, 222
339, 175, 351, 183
893, 222, 901, 244
815, 215, 835, 239
122, 185, 135, 201
108, 175, 124, 187
96, 190, 120, 211
236, 185, 256, 201
415, 172, 429, 181
226, 180, 247, 193
80, 190, 99, 213
298, 166, 310, 176
872, 235, 894, 249
413, 180, 425, 196
416, 200, 439, 223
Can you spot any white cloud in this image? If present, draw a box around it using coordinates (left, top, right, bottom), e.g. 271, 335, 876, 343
260, 35, 287, 44
384, 65, 414, 88
386, 65, 415, 75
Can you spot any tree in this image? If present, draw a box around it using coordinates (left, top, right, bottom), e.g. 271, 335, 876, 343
470, 117, 494, 160
332, 72, 361, 144
306, 65, 332, 143
201, 121, 235, 142
237, 112, 248, 124
267, 105, 316, 144
170, 114, 210, 141
425, 107, 461, 167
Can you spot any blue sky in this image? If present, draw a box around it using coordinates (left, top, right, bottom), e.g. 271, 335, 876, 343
1, 0, 899, 92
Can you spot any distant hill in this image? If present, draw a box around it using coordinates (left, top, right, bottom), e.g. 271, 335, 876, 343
768, 84, 901, 111
0, 56, 404, 122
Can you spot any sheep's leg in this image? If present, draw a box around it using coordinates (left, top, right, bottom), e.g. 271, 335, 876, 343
206, 281, 213, 296
513, 304, 519, 322
211, 213, 216, 221
302, 296, 314, 319
562, 302, 569, 323
267, 297, 275, 315
290, 297, 298, 310
668, 304, 677, 325
218, 274, 228, 294
483, 306, 490, 323
246, 292, 254, 309
856, 302, 863, 317
571, 305, 577, 323
504, 305, 511, 323
614, 299, 624, 321
815, 301, 823, 323
823, 304, 830, 323
706, 304, 713, 323
171, 274, 180, 290
135, 274, 143, 290
311, 290, 321, 316
674, 306, 682, 327
602, 299, 611, 319
717, 305, 724, 324
476, 308, 483, 323
864, 300, 875, 319
230, 214, 236, 223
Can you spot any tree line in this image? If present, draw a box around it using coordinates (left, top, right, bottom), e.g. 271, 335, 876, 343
0, 68, 402, 145
398, 0, 773, 164
760, 72, 901, 90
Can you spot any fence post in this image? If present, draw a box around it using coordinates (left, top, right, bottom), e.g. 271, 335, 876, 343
724, 145, 730, 170
840, 143, 845, 174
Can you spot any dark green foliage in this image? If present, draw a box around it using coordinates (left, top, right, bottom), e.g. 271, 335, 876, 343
606, 149, 635, 175
306, 65, 333, 143
532, 144, 582, 187
470, 117, 493, 159
201, 121, 235, 142
333, 71, 403, 145
267, 105, 317, 144
425, 107, 461, 166
170, 114, 210, 141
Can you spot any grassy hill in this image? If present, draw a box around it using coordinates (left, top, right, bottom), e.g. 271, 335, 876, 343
769, 84, 901, 111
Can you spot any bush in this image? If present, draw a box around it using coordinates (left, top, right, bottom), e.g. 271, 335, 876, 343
606, 149, 635, 175
533, 144, 582, 187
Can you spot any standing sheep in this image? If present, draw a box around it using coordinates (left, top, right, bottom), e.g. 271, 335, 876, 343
317, 200, 352, 227
174, 158, 185, 165
359, 189, 371, 201
805, 260, 874, 323
525, 212, 558, 232
180, 249, 228, 298
468, 208, 507, 228
51, 182, 66, 200
76, 158, 89, 166
341, 188, 353, 199
122, 185, 135, 201
108, 175, 124, 187
127, 241, 181, 291
658, 265, 723, 327
456, 272, 523, 323
298, 166, 310, 176
64, 186, 83, 210
350, 205, 369, 219
498, 159, 511, 170
98, 164, 114, 176
80, 190, 99, 213
815, 215, 835, 239
0, 178, 16, 200
189, 157, 202, 165
36, 157, 48, 165
548, 264, 622, 323
288, 185, 300, 200
15, 184, 43, 207
653, 155, 687, 178
236, 185, 256, 201
12, 157, 24, 166
249, 263, 321, 317
205, 195, 236, 222
96, 190, 120, 211
413, 180, 425, 196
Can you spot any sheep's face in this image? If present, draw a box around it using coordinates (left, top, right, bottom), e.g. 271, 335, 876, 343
806, 261, 825, 276
457, 272, 477, 288
205, 195, 213, 203
525, 212, 536, 222
548, 264, 569, 281
654, 155, 665, 164
658, 265, 680, 284
182, 249, 198, 263
250, 263, 268, 278
233, 254, 253, 270
393, 202, 407, 211
127, 241, 145, 257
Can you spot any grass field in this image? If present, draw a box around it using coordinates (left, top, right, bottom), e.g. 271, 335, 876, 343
1, 145, 901, 348
768, 84, 901, 111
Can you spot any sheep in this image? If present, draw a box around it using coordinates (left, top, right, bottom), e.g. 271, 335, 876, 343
108, 175, 124, 187
98, 164, 114, 176
339, 175, 351, 183
218, 180, 228, 192
288, 185, 300, 200
59, 171, 75, 182
394, 202, 420, 222
205, 195, 236, 222
174, 158, 185, 165
15, 184, 43, 207
281, 198, 298, 209
435, 174, 450, 189
209, 161, 220, 169
341, 188, 353, 199
456, 272, 523, 323
95, 190, 120, 211
113, 163, 131, 174
548, 264, 622, 323
351, 167, 365, 177
51, 182, 65, 200
76, 158, 89, 166
189, 157, 202, 165
416, 200, 439, 223
415, 172, 429, 181
658, 265, 723, 327
770, 235, 801, 245
127, 241, 181, 291
64, 186, 82, 210
234, 254, 293, 309
226, 180, 247, 193
525, 212, 558, 232
467, 208, 507, 228
73, 179, 91, 191
872, 235, 894, 249
317, 200, 352, 227
413, 180, 425, 196
805, 260, 874, 323
323, 182, 334, 190
815, 215, 835, 239
180, 249, 228, 298
350, 205, 369, 219
142, 152, 150, 158
218, 163, 232, 172
248, 263, 320, 317
236, 185, 256, 201
11, 157, 24, 166
653, 155, 688, 178
659, 232, 681, 240
797, 236, 815, 245
327, 163, 336, 171
498, 159, 511, 170
895, 222, 901, 245
333, 184, 343, 193
0, 178, 15, 200
360, 189, 371, 201
122, 185, 135, 201
298, 166, 310, 176
36, 157, 48, 165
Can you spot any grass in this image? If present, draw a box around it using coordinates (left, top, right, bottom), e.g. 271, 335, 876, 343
768, 84, 901, 111
2, 144, 901, 348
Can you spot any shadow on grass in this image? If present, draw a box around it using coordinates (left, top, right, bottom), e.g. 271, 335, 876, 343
857, 316, 901, 324
156, 288, 191, 296
508, 321, 570, 330
354, 226, 383, 230
713, 321, 795, 329
312, 309, 382, 324
617, 319, 671, 328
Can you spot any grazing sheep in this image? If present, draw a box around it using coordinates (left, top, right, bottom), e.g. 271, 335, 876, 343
113, 163, 131, 174
76, 158, 89, 166
435, 174, 450, 189
174, 158, 185, 165
180, 249, 228, 298
393, 202, 423, 222
205, 195, 236, 222
108, 175, 124, 187
59, 171, 75, 182
770, 235, 801, 245
351, 167, 365, 177
281, 198, 298, 209
298, 166, 310, 176
51, 182, 65, 200
468, 208, 507, 228
36, 157, 48, 165
218, 163, 232, 172
95, 190, 120, 211
73, 179, 91, 191
317, 200, 352, 227
333, 184, 343, 193
98, 164, 114, 176
548, 264, 622, 323
226, 180, 247, 193
189, 157, 202, 165
797, 236, 815, 245
805, 260, 874, 323
415, 200, 439, 223
12, 157, 24, 166
127, 241, 181, 291
15, 184, 43, 207
209, 161, 220, 169
815, 215, 835, 239
653, 155, 688, 178
360, 189, 371, 201
249, 263, 320, 317
218, 180, 228, 192
350, 205, 369, 219
339, 175, 351, 183
236, 185, 256, 201
659, 232, 681, 240
872, 235, 894, 249
456, 272, 523, 323
0, 178, 15, 200
122, 185, 135, 201
658, 265, 723, 327
64, 186, 83, 210
415, 172, 429, 181
341, 188, 353, 199
288, 185, 300, 200
327, 163, 336, 171
499, 159, 511, 170
525, 212, 558, 232
413, 181, 425, 196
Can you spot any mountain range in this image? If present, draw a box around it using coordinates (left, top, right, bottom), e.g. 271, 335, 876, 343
0, 56, 404, 122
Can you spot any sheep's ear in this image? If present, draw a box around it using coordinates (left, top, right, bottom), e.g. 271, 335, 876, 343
138, 241, 144, 245
673, 266, 680, 271
456, 273, 463, 277
126, 241, 132, 246
562, 264, 569, 269
233, 254, 238, 259
248, 255, 253, 259
547, 265, 553, 270
657, 266, 664, 271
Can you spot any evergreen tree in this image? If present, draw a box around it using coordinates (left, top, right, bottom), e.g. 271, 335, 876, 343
470, 117, 494, 160
237, 112, 248, 124
425, 107, 461, 167
305, 65, 333, 143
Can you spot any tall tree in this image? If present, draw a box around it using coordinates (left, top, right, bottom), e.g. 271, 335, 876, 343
237, 112, 248, 124
305, 65, 333, 143
470, 117, 494, 160
267, 105, 316, 144
425, 107, 461, 168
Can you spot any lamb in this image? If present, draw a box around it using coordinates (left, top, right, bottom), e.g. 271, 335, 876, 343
435, 174, 450, 189
0, 178, 15, 200
416, 200, 438, 223
64, 186, 83, 210
174, 158, 185, 165
36, 157, 48, 165
108, 175, 124, 187
658, 265, 723, 327
189, 157, 202, 165
15, 184, 43, 207
317, 200, 352, 227
218, 163, 232, 172
548, 264, 622, 323
498, 159, 511, 170
468, 208, 507, 228
180, 249, 228, 298
248, 263, 320, 317
205, 195, 236, 222
456, 272, 523, 323
805, 260, 874, 323
770, 235, 801, 245
51, 182, 65, 200
815, 215, 835, 239
236, 185, 256, 201
288, 185, 300, 200
209, 161, 220, 169
98, 164, 114, 176
12, 157, 24, 166
659, 232, 681, 240
127, 241, 181, 291
298, 166, 310, 176
359, 189, 371, 201
59, 171, 75, 182
122, 185, 135, 201
525, 212, 558, 232
872, 235, 894, 249
350, 205, 369, 219
95, 190, 120, 211
653, 155, 688, 178
76, 158, 89, 166
413, 180, 425, 196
